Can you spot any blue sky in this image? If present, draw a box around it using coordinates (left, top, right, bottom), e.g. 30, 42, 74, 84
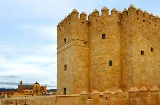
0, 0, 160, 89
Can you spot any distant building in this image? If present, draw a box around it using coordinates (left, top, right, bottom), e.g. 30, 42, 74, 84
18, 81, 47, 96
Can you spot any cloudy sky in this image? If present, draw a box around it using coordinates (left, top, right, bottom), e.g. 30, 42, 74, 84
0, 0, 160, 89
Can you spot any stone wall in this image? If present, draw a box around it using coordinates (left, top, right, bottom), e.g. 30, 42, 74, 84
57, 4, 160, 94
57, 9, 90, 94
1, 85, 160, 105
89, 7, 122, 92
0, 96, 56, 105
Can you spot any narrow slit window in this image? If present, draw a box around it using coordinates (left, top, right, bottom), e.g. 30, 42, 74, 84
151, 47, 153, 52
109, 60, 112, 66
102, 34, 106, 39
64, 88, 66, 95
64, 65, 67, 71
141, 51, 144, 55
64, 38, 66, 43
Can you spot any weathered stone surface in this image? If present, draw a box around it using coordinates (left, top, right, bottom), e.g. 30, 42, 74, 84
57, 5, 160, 98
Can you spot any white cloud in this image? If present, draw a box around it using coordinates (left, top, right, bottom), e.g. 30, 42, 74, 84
0, 44, 13, 53
0, 52, 57, 85
0, 55, 56, 73
41, 44, 57, 54
18, 24, 57, 40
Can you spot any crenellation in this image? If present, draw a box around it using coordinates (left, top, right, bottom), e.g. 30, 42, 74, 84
80, 12, 87, 21
66, 13, 71, 24
136, 8, 143, 20
143, 10, 149, 15
128, 5, 137, 18
88, 13, 92, 22
155, 15, 159, 23
92, 9, 99, 17
143, 11, 149, 22
91, 90, 100, 104
121, 8, 128, 21
123, 8, 128, 13
118, 12, 122, 22
139, 86, 148, 98
149, 13, 155, 22
80, 91, 89, 103
129, 4, 136, 9
111, 8, 120, 22
150, 85, 159, 92
71, 9, 79, 13
3, 86, 160, 105
137, 8, 142, 11
71, 9, 79, 21
111, 8, 118, 15
58, 6, 160, 31
101, 6, 109, 16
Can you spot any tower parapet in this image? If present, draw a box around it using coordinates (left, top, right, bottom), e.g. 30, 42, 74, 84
58, 5, 160, 30
80, 12, 87, 21
111, 8, 118, 15
127, 4, 137, 21
101, 6, 109, 16
92, 9, 99, 17
71, 9, 79, 21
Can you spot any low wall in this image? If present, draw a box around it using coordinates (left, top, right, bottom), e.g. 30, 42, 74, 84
56, 94, 80, 105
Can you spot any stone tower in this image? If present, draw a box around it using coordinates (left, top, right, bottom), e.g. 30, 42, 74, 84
57, 9, 90, 94
57, 5, 160, 94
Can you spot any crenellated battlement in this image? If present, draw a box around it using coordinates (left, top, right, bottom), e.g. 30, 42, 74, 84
80, 85, 160, 105
58, 4, 160, 29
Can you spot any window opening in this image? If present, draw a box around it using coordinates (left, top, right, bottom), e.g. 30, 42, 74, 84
64, 88, 66, 95
109, 60, 112, 66
141, 51, 144, 55
151, 47, 153, 52
64, 65, 67, 71
64, 38, 66, 43
102, 34, 106, 39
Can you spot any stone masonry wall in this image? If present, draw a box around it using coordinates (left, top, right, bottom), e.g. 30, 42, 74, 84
1, 85, 160, 105
88, 8, 122, 92
57, 10, 89, 94
57, 4, 160, 94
